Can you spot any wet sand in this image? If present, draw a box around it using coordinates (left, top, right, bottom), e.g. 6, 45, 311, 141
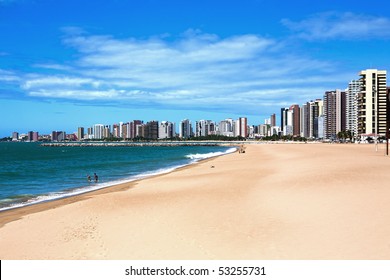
1, 143, 390, 259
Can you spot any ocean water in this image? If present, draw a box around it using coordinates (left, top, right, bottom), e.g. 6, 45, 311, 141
0, 142, 235, 211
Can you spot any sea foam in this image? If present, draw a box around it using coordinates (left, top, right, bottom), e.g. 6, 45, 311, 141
185, 147, 237, 160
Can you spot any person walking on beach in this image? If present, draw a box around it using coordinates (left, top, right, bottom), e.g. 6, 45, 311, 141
94, 173, 99, 183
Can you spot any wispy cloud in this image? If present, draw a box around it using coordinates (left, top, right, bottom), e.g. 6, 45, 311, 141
282, 12, 390, 40
16, 29, 341, 115
33, 63, 73, 71
0, 69, 20, 82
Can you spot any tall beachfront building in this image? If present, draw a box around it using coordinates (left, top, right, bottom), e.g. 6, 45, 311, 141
280, 108, 293, 136
289, 104, 300, 137
195, 120, 214, 137
129, 120, 143, 139
142, 121, 159, 140
93, 124, 104, 139
323, 90, 346, 139
280, 108, 288, 134
28, 131, 39, 142
77, 127, 84, 140
270, 114, 276, 127
281, 107, 298, 137
52, 131, 66, 141
12, 132, 19, 141
218, 119, 234, 137
301, 99, 323, 139
300, 103, 309, 138
159, 121, 174, 139
346, 80, 361, 138
357, 69, 387, 136
237, 117, 248, 138
179, 119, 192, 139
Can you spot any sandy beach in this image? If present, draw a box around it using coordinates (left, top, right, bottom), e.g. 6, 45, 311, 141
1, 143, 390, 260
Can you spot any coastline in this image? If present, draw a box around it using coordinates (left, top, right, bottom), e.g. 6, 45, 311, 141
1, 143, 390, 259
0, 149, 227, 226
0, 143, 237, 212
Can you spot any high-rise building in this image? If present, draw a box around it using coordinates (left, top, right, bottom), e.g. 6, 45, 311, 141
346, 80, 361, 138
52, 131, 63, 141
144, 121, 159, 140
179, 119, 192, 139
280, 108, 288, 133
308, 99, 323, 139
159, 121, 174, 139
112, 124, 120, 138
289, 104, 300, 136
270, 114, 276, 127
77, 127, 84, 141
218, 119, 234, 137
357, 69, 387, 136
121, 122, 129, 139
93, 124, 104, 139
12, 132, 19, 141
237, 117, 248, 138
195, 120, 213, 137
28, 131, 39, 142
257, 124, 270, 137
323, 90, 346, 139
300, 103, 309, 138
129, 120, 143, 139
281, 108, 294, 136
103, 125, 111, 139
387, 87, 390, 138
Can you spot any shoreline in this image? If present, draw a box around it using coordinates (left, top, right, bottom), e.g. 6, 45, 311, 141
0, 155, 227, 227
0, 145, 237, 214
1, 143, 390, 259
0, 148, 229, 228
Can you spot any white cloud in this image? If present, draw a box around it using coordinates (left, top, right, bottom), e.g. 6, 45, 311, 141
282, 12, 390, 40
21, 29, 341, 115
0, 69, 20, 82
22, 76, 102, 90
33, 63, 73, 71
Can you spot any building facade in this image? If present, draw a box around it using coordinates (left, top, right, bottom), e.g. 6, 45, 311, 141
179, 119, 192, 139
323, 89, 346, 139
159, 121, 174, 139
346, 80, 361, 138
77, 127, 84, 141
357, 69, 387, 136
237, 117, 248, 138
195, 120, 213, 137
289, 104, 300, 136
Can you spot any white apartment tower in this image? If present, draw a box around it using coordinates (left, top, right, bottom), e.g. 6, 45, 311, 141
159, 121, 174, 139
218, 119, 234, 137
357, 69, 387, 136
195, 120, 213, 137
346, 80, 361, 138
93, 124, 104, 139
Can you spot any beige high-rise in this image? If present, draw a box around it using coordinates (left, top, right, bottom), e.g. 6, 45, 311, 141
357, 69, 387, 136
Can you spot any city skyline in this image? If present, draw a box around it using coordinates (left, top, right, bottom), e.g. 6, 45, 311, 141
2, 0, 390, 137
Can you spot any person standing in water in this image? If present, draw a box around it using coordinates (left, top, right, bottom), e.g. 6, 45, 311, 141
94, 173, 98, 183
87, 174, 91, 182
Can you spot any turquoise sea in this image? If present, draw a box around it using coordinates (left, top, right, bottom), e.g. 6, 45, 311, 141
0, 142, 235, 211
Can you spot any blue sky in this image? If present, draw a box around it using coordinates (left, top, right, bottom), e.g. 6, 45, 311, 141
1, 0, 390, 137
